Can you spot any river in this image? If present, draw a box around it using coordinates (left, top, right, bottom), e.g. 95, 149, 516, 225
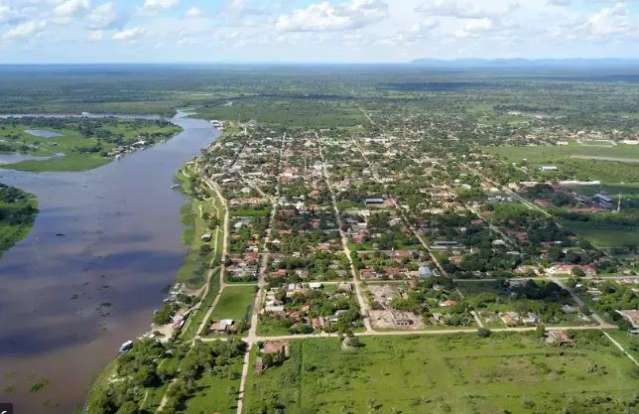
0, 112, 218, 413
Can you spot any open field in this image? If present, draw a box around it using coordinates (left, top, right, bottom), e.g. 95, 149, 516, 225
489, 143, 639, 183
179, 358, 243, 414
560, 219, 639, 248
244, 332, 639, 414
208, 286, 257, 323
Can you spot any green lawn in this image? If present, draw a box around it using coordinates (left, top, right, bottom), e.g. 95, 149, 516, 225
209, 286, 257, 322
608, 330, 639, 362
180, 358, 243, 414
488, 143, 639, 184
561, 219, 639, 249
244, 332, 639, 414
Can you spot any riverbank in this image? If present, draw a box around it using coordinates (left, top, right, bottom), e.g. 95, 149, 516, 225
0, 114, 219, 414
0, 183, 37, 257
84, 152, 230, 413
0, 116, 182, 172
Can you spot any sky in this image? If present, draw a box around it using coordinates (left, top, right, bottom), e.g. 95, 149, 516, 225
0, 0, 638, 63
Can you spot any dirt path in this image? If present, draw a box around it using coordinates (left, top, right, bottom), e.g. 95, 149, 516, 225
570, 155, 639, 163
319, 138, 373, 332
603, 331, 639, 367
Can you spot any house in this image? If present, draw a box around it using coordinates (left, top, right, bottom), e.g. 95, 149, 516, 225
262, 341, 290, 357
616, 310, 639, 329
365, 197, 385, 207
210, 319, 236, 334
593, 193, 614, 208
439, 299, 458, 308
500, 311, 520, 326
419, 265, 433, 278
546, 330, 574, 346
546, 264, 595, 276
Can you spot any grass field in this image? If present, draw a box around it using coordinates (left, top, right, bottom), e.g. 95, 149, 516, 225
561, 219, 639, 248
209, 286, 257, 322
179, 358, 243, 414
176, 169, 223, 289
244, 332, 639, 414
195, 97, 364, 129
489, 143, 639, 183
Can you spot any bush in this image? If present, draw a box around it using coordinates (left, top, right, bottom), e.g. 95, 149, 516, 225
477, 328, 492, 338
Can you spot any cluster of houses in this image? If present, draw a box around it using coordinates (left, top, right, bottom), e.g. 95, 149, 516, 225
262, 282, 356, 332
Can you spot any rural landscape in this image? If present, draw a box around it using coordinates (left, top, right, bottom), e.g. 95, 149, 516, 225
2, 1, 639, 414
3, 62, 639, 413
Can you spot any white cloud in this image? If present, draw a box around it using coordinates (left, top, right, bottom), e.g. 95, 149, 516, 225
185, 7, 202, 18
454, 18, 495, 38
88, 29, 103, 41
143, 0, 179, 12
547, 0, 570, 6
0, 2, 11, 23
580, 3, 633, 38
416, 0, 519, 20
112, 26, 145, 41
276, 0, 388, 32
54, 0, 91, 19
88, 2, 124, 30
3, 19, 46, 40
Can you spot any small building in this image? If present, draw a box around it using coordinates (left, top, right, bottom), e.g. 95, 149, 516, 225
210, 319, 236, 334
365, 197, 385, 207
546, 330, 573, 346
201, 233, 212, 242
616, 310, 639, 329
418, 265, 433, 279
540, 165, 558, 172
262, 341, 290, 357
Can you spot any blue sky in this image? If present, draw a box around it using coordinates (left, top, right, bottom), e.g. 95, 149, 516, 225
0, 0, 638, 63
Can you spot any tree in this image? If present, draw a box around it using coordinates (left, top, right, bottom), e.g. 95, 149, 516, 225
535, 323, 546, 339
571, 267, 586, 277
477, 328, 492, 338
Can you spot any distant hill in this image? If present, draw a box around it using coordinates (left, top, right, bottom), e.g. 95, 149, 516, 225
411, 58, 639, 69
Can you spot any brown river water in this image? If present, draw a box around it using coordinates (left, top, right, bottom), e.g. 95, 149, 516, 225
0, 112, 218, 413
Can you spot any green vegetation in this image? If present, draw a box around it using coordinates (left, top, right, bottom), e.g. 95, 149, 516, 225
178, 270, 221, 341
196, 97, 364, 128
176, 168, 223, 288
86, 338, 245, 414
245, 332, 639, 414
0, 183, 37, 257
489, 143, 639, 184
208, 286, 256, 323
0, 117, 181, 172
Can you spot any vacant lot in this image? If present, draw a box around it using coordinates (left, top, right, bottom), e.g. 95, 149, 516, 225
244, 332, 639, 414
489, 143, 639, 183
209, 285, 257, 322
180, 358, 244, 414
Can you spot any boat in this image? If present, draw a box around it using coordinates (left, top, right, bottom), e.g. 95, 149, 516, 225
119, 340, 134, 353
